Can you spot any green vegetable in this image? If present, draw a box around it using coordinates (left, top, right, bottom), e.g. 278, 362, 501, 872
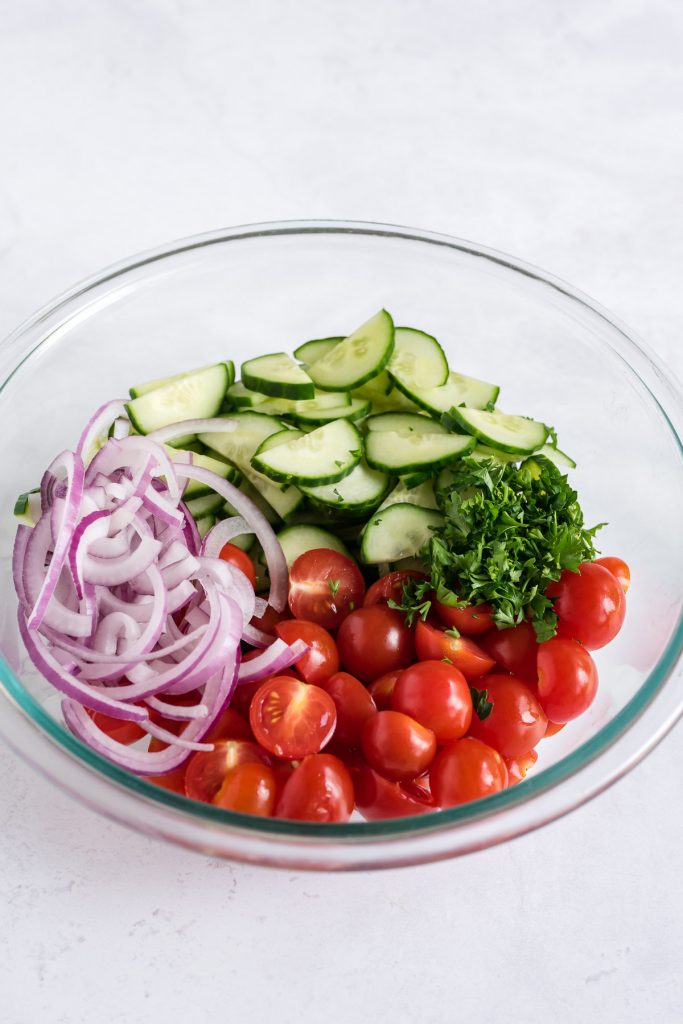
470, 686, 494, 721
395, 454, 603, 641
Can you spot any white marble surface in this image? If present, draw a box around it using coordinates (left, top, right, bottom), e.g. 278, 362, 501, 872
1, 2, 682, 1022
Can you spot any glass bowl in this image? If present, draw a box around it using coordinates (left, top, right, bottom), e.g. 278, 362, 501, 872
0, 220, 681, 871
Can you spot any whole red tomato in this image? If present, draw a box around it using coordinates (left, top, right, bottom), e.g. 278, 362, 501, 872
546, 562, 625, 650
337, 606, 415, 683
468, 674, 547, 758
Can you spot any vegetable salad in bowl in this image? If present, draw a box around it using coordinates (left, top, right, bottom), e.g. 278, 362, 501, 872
12, 307, 630, 823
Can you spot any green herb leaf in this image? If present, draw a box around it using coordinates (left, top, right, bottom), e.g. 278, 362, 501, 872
470, 686, 493, 721
328, 579, 340, 597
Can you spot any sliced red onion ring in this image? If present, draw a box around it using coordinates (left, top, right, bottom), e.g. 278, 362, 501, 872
201, 516, 253, 558
76, 399, 128, 461
237, 638, 309, 684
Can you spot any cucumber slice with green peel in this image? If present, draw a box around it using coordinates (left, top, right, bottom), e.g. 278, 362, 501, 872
252, 419, 363, 486
225, 530, 255, 552
360, 503, 444, 564
225, 381, 269, 408
195, 514, 216, 540
300, 460, 392, 512
470, 445, 521, 465
167, 445, 241, 496
258, 391, 352, 418
185, 492, 225, 518
401, 470, 434, 489
307, 309, 395, 392
129, 361, 234, 400
365, 411, 447, 435
293, 337, 343, 365
14, 488, 41, 526
369, 387, 421, 415
353, 370, 393, 401
125, 363, 232, 435
224, 480, 280, 525
290, 397, 370, 426
535, 445, 576, 469
256, 427, 305, 452
276, 524, 351, 566
387, 327, 448, 391
242, 353, 315, 401
365, 429, 475, 475
395, 370, 500, 418
443, 408, 549, 455
378, 479, 438, 512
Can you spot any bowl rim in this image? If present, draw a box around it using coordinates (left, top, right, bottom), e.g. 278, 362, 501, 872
1, 218, 682, 857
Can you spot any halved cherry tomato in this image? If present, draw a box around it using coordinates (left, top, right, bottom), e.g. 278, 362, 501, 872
275, 619, 340, 684
363, 570, 426, 608
479, 620, 538, 685
288, 549, 365, 628
185, 739, 269, 803
505, 749, 538, 785
219, 543, 257, 588
392, 660, 472, 743
337, 606, 416, 683
414, 620, 494, 679
213, 762, 277, 815
87, 710, 146, 745
362, 710, 436, 782
275, 753, 354, 822
430, 737, 508, 807
546, 562, 625, 650
353, 764, 434, 820
433, 599, 494, 636
249, 676, 337, 759
318, 671, 377, 747
204, 707, 252, 743
544, 719, 566, 738
594, 556, 630, 594
468, 675, 547, 758
229, 651, 298, 717
537, 636, 599, 723
368, 670, 402, 710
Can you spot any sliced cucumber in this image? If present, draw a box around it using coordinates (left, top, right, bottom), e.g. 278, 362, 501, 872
126, 363, 231, 435
129, 361, 234, 400
252, 419, 363, 486
470, 445, 521, 465
388, 327, 448, 391
185, 492, 225, 518
536, 444, 576, 469
195, 514, 216, 540
444, 408, 548, 455
225, 381, 268, 408
167, 447, 241, 499
290, 397, 370, 426
307, 309, 395, 392
293, 337, 343, 364
226, 530, 255, 552
401, 470, 433, 489
353, 370, 393, 402
395, 369, 500, 418
360, 503, 444, 564
369, 387, 421, 415
365, 429, 475, 474
378, 478, 438, 512
225, 480, 280, 525
365, 411, 447, 435
257, 427, 305, 451
276, 524, 351, 566
300, 460, 392, 512
242, 352, 314, 401
13, 488, 41, 527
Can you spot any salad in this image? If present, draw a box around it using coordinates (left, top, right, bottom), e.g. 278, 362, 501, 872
12, 309, 629, 822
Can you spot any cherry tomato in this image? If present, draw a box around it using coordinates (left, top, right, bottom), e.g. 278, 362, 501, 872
544, 720, 566, 738
275, 753, 354, 822
318, 671, 377, 747
479, 620, 538, 685
505, 749, 538, 785
468, 674, 547, 758
146, 737, 189, 794
353, 764, 434, 820
288, 549, 365, 628
392, 660, 472, 743
219, 543, 257, 588
275, 619, 340, 684
363, 570, 426, 607
337, 606, 416, 683
213, 762, 277, 816
87, 710, 146, 745
537, 636, 599, 723
362, 710, 436, 782
185, 739, 269, 803
204, 707, 252, 743
250, 602, 291, 636
368, 670, 402, 710
229, 653, 298, 717
594, 556, 631, 594
249, 676, 337, 759
414, 620, 495, 679
433, 599, 494, 636
546, 562, 625, 650
430, 737, 508, 807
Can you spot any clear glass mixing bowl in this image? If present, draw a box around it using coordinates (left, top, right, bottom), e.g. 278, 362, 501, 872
0, 220, 681, 870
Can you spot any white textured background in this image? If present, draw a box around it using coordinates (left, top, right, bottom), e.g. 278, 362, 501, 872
1, 2, 681, 1022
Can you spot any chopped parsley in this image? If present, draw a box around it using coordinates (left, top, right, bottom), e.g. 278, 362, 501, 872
395, 454, 603, 641
328, 579, 341, 598
470, 686, 493, 721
